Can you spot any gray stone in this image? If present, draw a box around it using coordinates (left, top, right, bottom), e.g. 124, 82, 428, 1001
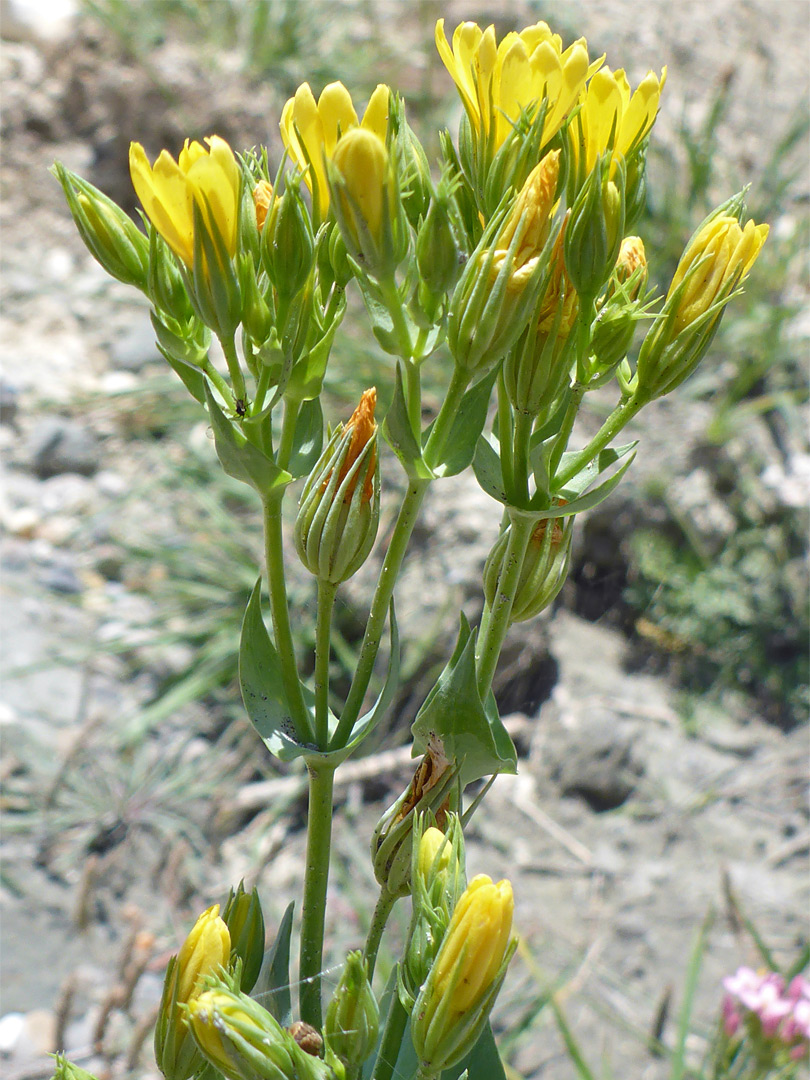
109, 320, 161, 372
28, 417, 100, 478
41, 562, 82, 594
555, 712, 643, 811
0, 381, 19, 427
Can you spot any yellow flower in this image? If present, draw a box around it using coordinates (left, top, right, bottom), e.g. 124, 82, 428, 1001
431, 875, 514, 1013
491, 148, 560, 291
331, 127, 389, 255
614, 235, 647, 293
175, 905, 231, 1006
435, 18, 596, 151
668, 215, 768, 333
334, 387, 378, 504
417, 826, 452, 881
129, 136, 240, 267
280, 81, 390, 219
252, 179, 276, 231
536, 213, 578, 336
571, 65, 667, 178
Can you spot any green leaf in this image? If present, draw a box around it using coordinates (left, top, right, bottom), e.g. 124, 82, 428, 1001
553, 443, 637, 499
356, 276, 407, 356
671, 909, 714, 1080
286, 396, 324, 479
472, 434, 508, 505
412, 614, 517, 786
444, 1023, 507, 1080
251, 901, 295, 1025
285, 299, 345, 401
238, 579, 312, 761
157, 344, 208, 403
532, 446, 636, 518
429, 368, 497, 477
204, 383, 292, 495
382, 362, 433, 479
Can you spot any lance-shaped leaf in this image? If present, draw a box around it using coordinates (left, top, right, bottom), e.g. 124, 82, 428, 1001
552, 442, 637, 499
157, 344, 208, 403
472, 433, 509, 505
285, 295, 346, 402
239, 579, 313, 759
411, 614, 516, 786
251, 902, 295, 1025
382, 362, 433, 480
205, 383, 292, 495
426, 367, 497, 477
286, 396, 324, 479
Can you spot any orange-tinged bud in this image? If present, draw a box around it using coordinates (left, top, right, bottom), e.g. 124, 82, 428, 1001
537, 215, 578, 336
615, 235, 647, 291
252, 180, 275, 231
335, 387, 377, 503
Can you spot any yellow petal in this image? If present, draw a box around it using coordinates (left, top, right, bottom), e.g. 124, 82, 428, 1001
361, 84, 390, 140
318, 81, 359, 154
130, 142, 195, 265
178, 139, 207, 173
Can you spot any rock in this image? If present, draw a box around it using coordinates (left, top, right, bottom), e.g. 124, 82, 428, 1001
41, 561, 82, 594
28, 417, 100, 478
554, 711, 643, 811
0, 380, 19, 427
109, 319, 161, 372
93, 543, 125, 581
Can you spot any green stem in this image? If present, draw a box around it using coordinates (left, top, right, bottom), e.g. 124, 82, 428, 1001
314, 579, 338, 749
547, 382, 585, 479
299, 763, 336, 1029
277, 396, 301, 472
423, 364, 471, 470
261, 494, 312, 743
201, 360, 236, 412
370, 988, 409, 1080
511, 408, 534, 503
363, 888, 398, 980
496, 370, 515, 495
402, 359, 422, 438
251, 360, 273, 416
380, 278, 413, 360
330, 478, 430, 749
220, 333, 247, 403
475, 512, 535, 699
554, 392, 645, 490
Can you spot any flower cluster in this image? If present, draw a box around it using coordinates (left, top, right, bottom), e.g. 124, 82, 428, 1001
722, 967, 810, 1066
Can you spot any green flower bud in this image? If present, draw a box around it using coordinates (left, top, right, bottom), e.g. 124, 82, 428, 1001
324, 951, 379, 1068
222, 882, 265, 995
155, 905, 231, 1080
390, 94, 432, 229
564, 156, 625, 302
52, 162, 149, 291
415, 184, 464, 322
51, 1055, 100, 1080
187, 984, 332, 1080
483, 515, 574, 623
295, 389, 380, 583
262, 181, 315, 304
400, 814, 466, 1010
151, 308, 211, 369
411, 874, 517, 1075
371, 739, 459, 899
238, 253, 275, 347
147, 226, 196, 322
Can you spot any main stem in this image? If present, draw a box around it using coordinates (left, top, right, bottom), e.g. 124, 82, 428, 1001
371, 988, 409, 1080
299, 763, 336, 1029
475, 512, 536, 699
262, 495, 312, 743
314, 579, 338, 749
330, 477, 430, 747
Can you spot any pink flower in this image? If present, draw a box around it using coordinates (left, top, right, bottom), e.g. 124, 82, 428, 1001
722, 993, 741, 1037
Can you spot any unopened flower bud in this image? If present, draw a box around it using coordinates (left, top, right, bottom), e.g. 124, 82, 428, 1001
262, 182, 314, 303
324, 951, 379, 1069
53, 163, 149, 291
222, 882, 265, 994
51, 1056, 100, 1080
372, 737, 458, 899
411, 875, 517, 1075
416, 189, 463, 320
636, 207, 768, 400
155, 905, 231, 1080
295, 389, 380, 584
448, 151, 559, 375
483, 514, 573, 623
253, 180, 276, 232
187, 985, 331, 1080
565, 158, 625, 302
613, 236, 648, 297
329, 128, 404, 279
